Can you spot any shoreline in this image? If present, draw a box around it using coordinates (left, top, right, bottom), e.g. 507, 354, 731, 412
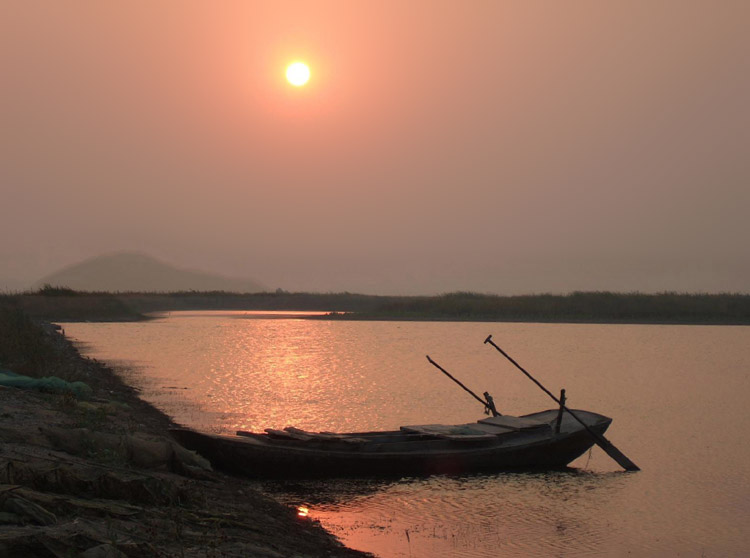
0, 309, 370, 557
8, 290, 750, 326
315, 313, 750, 326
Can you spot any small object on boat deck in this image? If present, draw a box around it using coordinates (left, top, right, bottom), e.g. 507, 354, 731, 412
483, 391, 500, 416
555, 389, 567, 434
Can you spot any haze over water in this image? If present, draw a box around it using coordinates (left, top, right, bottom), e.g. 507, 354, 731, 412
63, 312, 750, 557
3, 2, 749, 294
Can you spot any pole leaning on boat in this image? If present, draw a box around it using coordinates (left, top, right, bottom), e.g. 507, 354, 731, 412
426, 355, 499, 416
483, 335, 640, 472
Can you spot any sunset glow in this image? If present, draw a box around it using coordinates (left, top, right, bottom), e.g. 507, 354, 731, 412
3, 2, 748, 557
286, 62, 310, 87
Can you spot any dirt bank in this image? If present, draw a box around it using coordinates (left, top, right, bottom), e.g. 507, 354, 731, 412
0, 306, 370, 557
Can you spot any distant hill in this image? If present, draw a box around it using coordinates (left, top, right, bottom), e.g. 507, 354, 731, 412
34, 252, 266, 293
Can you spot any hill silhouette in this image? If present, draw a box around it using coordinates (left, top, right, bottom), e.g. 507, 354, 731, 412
34, 252, 265, 293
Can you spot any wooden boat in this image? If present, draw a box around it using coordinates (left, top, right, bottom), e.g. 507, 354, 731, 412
170, 408, 612, 478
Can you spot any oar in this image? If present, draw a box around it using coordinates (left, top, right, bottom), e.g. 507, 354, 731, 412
483, 335, 640, 471
426, 356, 499, 416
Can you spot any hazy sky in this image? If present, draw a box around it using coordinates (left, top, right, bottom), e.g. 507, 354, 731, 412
2, 1, 748, 294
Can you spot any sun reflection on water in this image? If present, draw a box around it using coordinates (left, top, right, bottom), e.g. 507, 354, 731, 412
60, 313, 750, 558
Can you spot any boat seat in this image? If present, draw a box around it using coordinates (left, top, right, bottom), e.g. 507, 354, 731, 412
477, 415, 551, 431
399, 424, 499, 442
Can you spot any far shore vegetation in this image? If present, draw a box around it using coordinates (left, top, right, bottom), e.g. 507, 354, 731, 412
2, 285, 749, 325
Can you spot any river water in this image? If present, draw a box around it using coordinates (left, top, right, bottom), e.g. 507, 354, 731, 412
61, 312, 750, 557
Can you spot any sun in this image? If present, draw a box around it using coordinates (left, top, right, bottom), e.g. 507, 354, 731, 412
286, 62, 310, 87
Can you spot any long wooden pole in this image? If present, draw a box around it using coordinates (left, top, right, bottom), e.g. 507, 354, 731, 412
483, 335, 640, 471
426, 356, 498, 416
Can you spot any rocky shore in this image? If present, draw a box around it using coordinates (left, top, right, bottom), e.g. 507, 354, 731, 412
0, 305, 370, 557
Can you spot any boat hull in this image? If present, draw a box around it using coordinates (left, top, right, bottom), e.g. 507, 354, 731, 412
171, 409, 611, 478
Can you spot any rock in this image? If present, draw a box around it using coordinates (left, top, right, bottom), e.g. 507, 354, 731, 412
0, 425, 47, 446
40, 426, 211, 475
40, 426, 95, 455
3, 496, 57, 525
125, 433, 172, 468
0, 511, 21, 524
80, 543, 129, 558
170, 440, 212, 472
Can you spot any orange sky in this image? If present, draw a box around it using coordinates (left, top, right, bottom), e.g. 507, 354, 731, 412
1, 1, 748, 294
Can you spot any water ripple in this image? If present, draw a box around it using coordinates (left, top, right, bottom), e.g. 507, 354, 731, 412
63, 315, 750, 558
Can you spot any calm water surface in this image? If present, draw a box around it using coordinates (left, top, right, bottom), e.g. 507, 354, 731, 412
62, 312, 750, 557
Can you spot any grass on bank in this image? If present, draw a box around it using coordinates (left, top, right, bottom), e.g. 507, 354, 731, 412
3, 287, 750, 324
0, 299, 71, 377
354, 290, 750, 324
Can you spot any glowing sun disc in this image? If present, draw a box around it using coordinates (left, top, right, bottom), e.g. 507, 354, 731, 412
286, 62, 310, 87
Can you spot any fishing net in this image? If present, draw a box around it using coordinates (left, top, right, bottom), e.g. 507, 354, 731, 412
0, 369, 92, 399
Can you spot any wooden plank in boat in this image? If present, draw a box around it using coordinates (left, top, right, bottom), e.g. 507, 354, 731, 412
284, 427, 368, 444
477, 415, 551, 431
469, 422, 516, 435
399, 424, 498, 441
258, 427, 367, 444
236, 430, 265, 440
264, 428, 308, 440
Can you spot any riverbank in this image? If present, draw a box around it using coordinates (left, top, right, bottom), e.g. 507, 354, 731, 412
6, 289, 750, 325
0, 304, 369, 557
